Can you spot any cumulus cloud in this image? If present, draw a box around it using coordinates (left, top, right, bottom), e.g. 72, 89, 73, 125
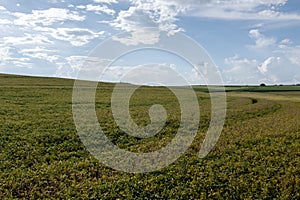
108, 0, 299, 46
248, 29, 276, 48
259, 57, 277, 74
109, 0, 186, 45
223, 55, 262, 84
258, 56, 298, 83
224, 47, 300, 85
112, 0, 186, 32
277, 45, 300, 66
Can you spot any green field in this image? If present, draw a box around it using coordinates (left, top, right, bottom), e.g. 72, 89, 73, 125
1, 74, 299, 199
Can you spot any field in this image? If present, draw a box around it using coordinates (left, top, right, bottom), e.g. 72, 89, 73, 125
0, 74, 299, 199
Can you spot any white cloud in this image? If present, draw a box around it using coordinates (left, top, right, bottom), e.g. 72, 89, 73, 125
0, 19, 11, 25
76, 5, 86, 9
112, 28, 160, 46
1, 0, 299, 84
0, 45, 32, 69
223, 52, 300, 85
109, 0, 185, 45
257, 56, 297, 83
35, 27, 105, 46
2, 34, 53, 46
66, 56, 87, 70
13, 8, 85, 27
108, 0, 299, 46
278, 45, 300, 66
280, 38, 291, 45
259, 57, 276, 74
22, 52, 59, 63
18, 47, 59, 63
77, 4, 115, 15
0, 46, 13, 63
10, 59, 33, 68
183, 0, 300, 21
223, 55, 262, 84
96, 63, 193, 86
86, 4, 115, 15
93, 0, 118, 4
19, 47, 57, 54
111, 6, 158, 32
0, 5, 6, 11
248, 29, 276, 48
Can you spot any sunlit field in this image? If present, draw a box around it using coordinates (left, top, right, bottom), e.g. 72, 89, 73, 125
1, 74, 299, 199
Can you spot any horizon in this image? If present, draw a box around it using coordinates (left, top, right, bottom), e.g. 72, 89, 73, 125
2, 72, 300, 87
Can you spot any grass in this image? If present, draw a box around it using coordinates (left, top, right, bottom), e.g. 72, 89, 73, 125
0, 74, 299, 199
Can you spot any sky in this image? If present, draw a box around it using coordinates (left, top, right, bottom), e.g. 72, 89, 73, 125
0, 0, 300, 85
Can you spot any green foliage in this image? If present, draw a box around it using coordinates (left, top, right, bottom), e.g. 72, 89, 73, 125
0, 74, 299, 199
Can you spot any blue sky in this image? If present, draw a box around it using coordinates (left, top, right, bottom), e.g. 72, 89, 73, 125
0, 0, 300, 85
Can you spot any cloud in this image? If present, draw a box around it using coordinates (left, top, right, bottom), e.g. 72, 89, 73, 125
77, 4, 115, 15
111, 7, 157, 32
259, 57, 277, 74
34, 27, 105, 46
184, 0, 300, 21
109, 0, 186, 45
93, 0, 118, 4
97, 63, 194, 86
1, 0, 299, 84
19, 47, 57, 54
113, 0, 186, 32
2, 34, 53, 46
22, 52, 59, 63
55, 56, 88, 78
18, 47, 59, 63
280, 38, 291, 45
0, 19, 12, 25
0, 46, 13, 63
277, 45, 300, 66
87, 4, 115, 15
223, 55, 262, 84
0, 5, 6, 11
108, 0, 299, 46
223, 51, 300, 85
0, 45, 32, 69
112, 28, 160, 45
13, 8, 85, 27
223, 28, 300, 84
248, 29, 276, 48
258, 56, 299, 83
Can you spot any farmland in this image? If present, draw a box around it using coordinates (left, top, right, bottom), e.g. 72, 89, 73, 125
0, 74, 299, 199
